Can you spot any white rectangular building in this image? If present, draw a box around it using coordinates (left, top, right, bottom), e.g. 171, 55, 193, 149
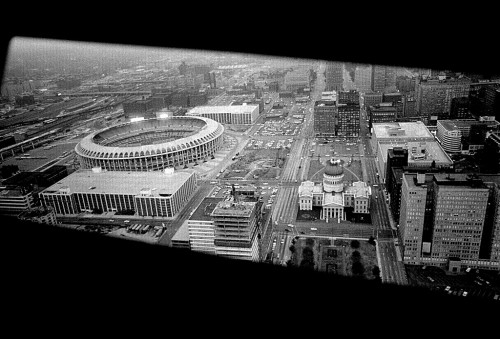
40, 168, 197, 217
187, 105, 259, 125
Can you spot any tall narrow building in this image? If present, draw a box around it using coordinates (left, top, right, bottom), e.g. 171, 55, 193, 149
211, 200, 262, 261
325, 62, 344, 92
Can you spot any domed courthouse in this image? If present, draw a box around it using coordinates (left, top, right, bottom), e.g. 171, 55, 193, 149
298, 158, 372, 220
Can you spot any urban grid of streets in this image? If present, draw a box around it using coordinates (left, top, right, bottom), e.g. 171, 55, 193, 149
173, 61, 408, 285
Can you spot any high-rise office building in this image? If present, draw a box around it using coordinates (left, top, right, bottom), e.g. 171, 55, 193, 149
371, 65, 397, 93
450, 97, 471, 119
402, 95, 416, 117
337, 91, 360, 138
314, 102, 337, 138
385, 147, 408, 191
368, 103, 398, 126
325, 62, 343, 92
354, 64, 372, 93
414, 75, 471, 118
399, 173, 498, 271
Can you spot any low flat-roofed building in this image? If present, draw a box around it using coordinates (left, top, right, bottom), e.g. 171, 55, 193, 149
372, 122, 435, 152
188, 197, 223, 254
40, 168, 196, 217
187, 105, 259, 124
377, 141, 453, 181
171, 220, 191, 249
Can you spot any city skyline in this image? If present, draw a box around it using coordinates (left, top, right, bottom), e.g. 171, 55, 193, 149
1, 36, 499, 304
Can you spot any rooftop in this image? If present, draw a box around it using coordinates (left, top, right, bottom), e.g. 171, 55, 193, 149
41, 169, 195, 196
324, 192, 344, 207
373, 121, 434, 140
211, 200, 257, 217
379, 141, 453, 165
171, 220, 190, 242
344, 181, 371, 198
190, 197, 224, 221
438, 119, 487, 131
298, 180, 324, 196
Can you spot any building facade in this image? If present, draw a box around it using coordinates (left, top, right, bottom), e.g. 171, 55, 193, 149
337, 102, 360, 138
354, 65, 372, 93
187, 105, 259, 125
314, 102, 337, 137
415, 76, 471, 118
298, 159, 371, 220
325, 62, 343, 92
40, 168, 197, 218
211, 200, 261, 261
399, 173, 499, 271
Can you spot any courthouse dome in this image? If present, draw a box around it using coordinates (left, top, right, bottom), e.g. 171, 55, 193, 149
324, 158, 344, 176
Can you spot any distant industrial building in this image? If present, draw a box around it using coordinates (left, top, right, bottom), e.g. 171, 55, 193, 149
40, 168, 197, 218
15, 94, 35, 106
187, 105, 259, 124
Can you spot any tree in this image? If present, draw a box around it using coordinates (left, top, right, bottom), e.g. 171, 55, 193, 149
352, 261, 365, 276
305, 238, 315, 247
289, 245, 296, 253
350, 239, 360, 249
368, 236, 376, 245
372, 266, 381, 277
351, 250, 361, 262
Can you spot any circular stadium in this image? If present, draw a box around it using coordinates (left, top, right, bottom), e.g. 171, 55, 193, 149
75, 116, 224, 171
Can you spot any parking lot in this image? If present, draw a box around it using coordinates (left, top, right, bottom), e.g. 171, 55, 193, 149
246, 138, 293, 150
405, 264, 500, 301
253, 120, 301, 137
